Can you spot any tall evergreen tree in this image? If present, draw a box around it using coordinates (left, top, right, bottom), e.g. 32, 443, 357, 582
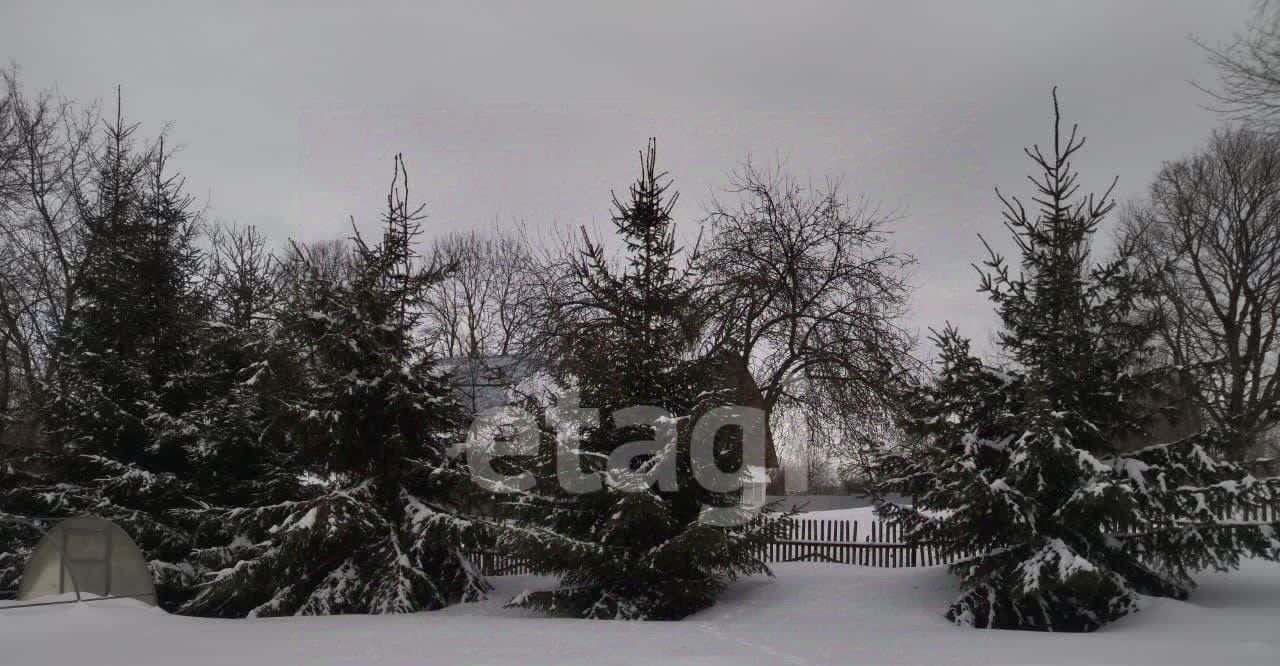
874, 92, 1280, 631
0, 109, 208, 606
503, 140, 781, 620
180, 157, 487, 617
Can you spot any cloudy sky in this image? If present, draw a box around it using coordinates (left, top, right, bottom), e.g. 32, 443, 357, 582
1, 1, 1257, 356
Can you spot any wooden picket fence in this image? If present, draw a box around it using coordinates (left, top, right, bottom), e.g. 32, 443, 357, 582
472, 551, 539, 576
472, 489, 1280, 576
469, 517, 956, 576
765, 518, 953, 568
1229, 499, 1280, 523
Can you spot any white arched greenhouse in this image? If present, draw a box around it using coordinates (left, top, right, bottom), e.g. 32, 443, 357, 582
16, 515, 156, 605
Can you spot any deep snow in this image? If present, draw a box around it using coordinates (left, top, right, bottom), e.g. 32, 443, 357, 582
4, 557, 1280, 665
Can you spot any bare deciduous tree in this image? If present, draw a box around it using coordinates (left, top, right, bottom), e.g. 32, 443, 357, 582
425, 227, 538, 360
279, 237, 351, 307
1122, 127, 1280, 460
0, 68, 99, 446
1198, 1, 1280, 134
206, 223, 281, 331
702, 160, 917, 475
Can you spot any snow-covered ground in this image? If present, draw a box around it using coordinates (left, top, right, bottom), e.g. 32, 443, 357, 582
4, 557, 1280, 665
792, 505, 879, 522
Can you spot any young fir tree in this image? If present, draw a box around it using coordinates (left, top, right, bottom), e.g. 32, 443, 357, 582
501, 140, 781, 620
179, 157, 487, 617
0, 110, 208, 606
873, 91, 1280, 632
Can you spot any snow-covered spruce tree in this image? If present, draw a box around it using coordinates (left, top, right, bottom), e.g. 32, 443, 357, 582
0, 115, 210, 607
177, 225, 310, 546
501, 140, 781, 620
873, 92, 1280, 632
179, 156, 487, 617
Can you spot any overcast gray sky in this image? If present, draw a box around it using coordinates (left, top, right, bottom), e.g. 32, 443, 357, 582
0, 0, 1256, 356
